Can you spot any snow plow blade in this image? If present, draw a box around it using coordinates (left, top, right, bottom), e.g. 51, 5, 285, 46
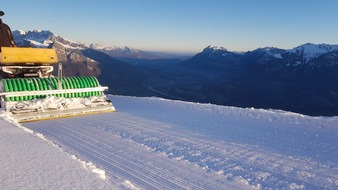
0, 76, 115, 123
10, 104, 114, 123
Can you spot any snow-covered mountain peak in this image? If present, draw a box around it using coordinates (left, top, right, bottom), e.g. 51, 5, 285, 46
16, 29, 26, 35
90, 43, 137, 52
258, 46, 279, 51
287, 43, 338, 62
13, 30, 87, 49
90, 43, 108, 49
203, 45, 228, 53
90, 43, 118, 50
25, 30, 54, 43
256, 47, 285, 59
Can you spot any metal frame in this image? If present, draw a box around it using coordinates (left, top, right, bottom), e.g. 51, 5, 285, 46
0, 65, 54, 77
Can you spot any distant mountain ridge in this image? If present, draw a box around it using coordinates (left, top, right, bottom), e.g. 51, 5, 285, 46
183, 43, 338, 69
90, 43, 182, 60
90, 43, 147, 59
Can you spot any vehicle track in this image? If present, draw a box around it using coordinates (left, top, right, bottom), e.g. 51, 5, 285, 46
36, 124, 177, 189
25, 112, 248, 189
73, 113, 338, 188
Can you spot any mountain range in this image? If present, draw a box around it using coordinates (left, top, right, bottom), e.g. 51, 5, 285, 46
180, 45, 338, 116
11, 30, 338, 116
184, 44, 338, 68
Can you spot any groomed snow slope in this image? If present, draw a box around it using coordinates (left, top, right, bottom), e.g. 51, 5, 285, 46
0, 115, 117, 190
1, 95, 338, 189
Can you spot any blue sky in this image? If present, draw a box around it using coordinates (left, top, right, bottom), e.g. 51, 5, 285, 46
2, 0, 338, 53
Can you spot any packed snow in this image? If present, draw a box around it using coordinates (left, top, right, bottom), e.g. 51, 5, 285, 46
0, 113, 117, 190
1, 95, 338, 189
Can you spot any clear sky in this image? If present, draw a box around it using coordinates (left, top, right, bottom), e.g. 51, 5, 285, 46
1, 0, 338, 53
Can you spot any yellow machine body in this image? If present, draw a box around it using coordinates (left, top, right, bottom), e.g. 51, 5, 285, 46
1, 47, 58, 65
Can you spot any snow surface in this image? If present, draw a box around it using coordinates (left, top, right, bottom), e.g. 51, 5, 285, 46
1, 95, 338, 189
0, 113, 117, 190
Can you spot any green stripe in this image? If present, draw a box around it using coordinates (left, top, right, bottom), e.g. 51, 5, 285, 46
1, 76, 104, 101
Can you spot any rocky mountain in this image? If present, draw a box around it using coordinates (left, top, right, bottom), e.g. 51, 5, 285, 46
13, 30, 98, 76
12, 30, 150, 95
13, 30, 87, 49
